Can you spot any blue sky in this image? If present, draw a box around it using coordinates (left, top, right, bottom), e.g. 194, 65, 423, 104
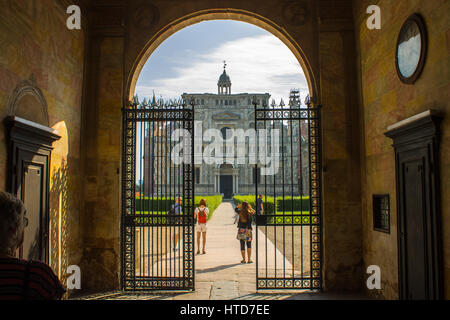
135, 20, 309, 104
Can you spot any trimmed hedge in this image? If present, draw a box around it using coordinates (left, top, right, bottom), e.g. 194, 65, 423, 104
135, 195, 223, 221
135, 197, 173, 212
276, 196, 310, 212
233, 195, 275, 214
233, 195, 310, 214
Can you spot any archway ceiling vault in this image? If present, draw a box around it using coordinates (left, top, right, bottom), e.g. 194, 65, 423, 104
123, 6, 320, 105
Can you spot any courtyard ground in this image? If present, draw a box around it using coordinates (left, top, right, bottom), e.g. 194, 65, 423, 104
76, 202, 368, 300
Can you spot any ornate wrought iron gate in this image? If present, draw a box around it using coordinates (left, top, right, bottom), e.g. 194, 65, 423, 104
121, 99, 195, 291
254, 97, 322, 290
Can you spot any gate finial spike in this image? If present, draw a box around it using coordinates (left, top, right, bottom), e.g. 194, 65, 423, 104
304, 94, 310, 106
151, 90, 157, 107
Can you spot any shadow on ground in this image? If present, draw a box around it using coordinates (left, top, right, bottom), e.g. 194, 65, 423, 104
196, 263, 242, 274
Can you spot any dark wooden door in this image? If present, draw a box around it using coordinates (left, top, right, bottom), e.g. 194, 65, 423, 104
17, 150, 48, 261
220, 175, 233, 199
5, 116, 60, 264
385, 112, 443, 300
402, 158, 427, 299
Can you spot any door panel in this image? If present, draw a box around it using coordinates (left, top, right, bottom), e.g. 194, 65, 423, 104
403, 160, 427, 299
121, 100, 195, 291
220, 175, 233, 199
385, 113, 443, 300
254, 101, 322, 290
16, 150, 49, 262
22, 163, 44, 260
5, 117, 59, 265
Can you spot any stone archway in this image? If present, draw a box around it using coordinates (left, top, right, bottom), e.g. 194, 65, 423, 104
125, 8, 319, 106
82, 0, 364, 294
123, 12, 322, 291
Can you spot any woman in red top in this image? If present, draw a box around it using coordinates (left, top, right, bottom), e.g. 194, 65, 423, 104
0, 192, 65, 300
194, 199, 209, 255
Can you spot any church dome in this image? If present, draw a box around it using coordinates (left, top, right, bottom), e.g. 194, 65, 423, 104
218, 70, 231, 85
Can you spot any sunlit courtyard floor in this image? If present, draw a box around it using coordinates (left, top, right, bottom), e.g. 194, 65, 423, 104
75, 202, 369, 300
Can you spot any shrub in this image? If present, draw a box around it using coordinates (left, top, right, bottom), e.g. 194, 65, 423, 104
276, 196, 310, 212
135, 195, 223, 221
135, 197, 174, 212
233, 195, 275, 214
233, 195, 311, 214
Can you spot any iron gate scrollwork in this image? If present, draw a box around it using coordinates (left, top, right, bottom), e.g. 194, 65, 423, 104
121, 98, 195, 291
254, 96, 322, 290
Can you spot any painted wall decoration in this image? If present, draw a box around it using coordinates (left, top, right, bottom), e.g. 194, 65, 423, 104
396, 14, 427, 84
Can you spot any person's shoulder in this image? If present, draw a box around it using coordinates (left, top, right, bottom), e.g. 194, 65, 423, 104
0, 257, 27, 271
29, 260, 66, 298
29, 260, 58, 276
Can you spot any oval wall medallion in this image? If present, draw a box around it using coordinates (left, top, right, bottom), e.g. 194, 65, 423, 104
395, 13, 427, 84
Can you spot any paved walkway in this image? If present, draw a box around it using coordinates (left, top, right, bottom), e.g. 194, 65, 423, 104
181, 201, 274, 299
135, 201, 293, 299
77, 202, 368, 300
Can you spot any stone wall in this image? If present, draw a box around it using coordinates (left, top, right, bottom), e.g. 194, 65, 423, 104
354, 0, 450, 299
80, 36, 123, 290
80, 0, 364, 292
0, 0, 85, 294
0, 0, 446, 298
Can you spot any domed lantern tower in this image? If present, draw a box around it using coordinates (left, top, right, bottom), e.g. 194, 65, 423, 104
218, 61, 231, 95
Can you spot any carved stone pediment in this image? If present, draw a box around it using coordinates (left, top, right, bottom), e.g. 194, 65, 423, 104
212, 111, 241, 121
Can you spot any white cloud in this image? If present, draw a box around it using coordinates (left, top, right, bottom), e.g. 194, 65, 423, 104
136, 34, 309, 104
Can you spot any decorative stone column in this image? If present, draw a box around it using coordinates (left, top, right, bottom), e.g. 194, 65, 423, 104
213, 168, 220, 193
232, 168, 240, 195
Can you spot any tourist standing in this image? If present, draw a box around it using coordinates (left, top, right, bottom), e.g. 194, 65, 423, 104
254, 194, 264, 225
194, 199, 209, 254
235, 201, 255, 263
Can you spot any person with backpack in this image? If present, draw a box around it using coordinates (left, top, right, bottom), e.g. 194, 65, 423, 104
235, 201, 255, 263
254, 194, 264, 225
170, 197, 182, 251
194, 198, 209, 255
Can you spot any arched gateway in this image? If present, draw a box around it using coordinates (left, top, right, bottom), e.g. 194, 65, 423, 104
121, 14, 322, 292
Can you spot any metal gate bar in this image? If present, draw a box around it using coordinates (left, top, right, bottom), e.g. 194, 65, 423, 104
121, 99, 195, 291
254, 96, 322, 290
